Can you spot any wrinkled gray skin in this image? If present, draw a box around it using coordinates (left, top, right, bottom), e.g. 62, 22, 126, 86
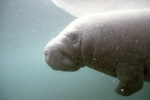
44, 9, 150, 96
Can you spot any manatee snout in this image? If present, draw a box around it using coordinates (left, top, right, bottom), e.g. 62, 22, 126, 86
44, 39, 80, 71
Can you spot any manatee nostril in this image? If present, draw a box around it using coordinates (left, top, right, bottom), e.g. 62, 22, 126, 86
44, 50, 49, 56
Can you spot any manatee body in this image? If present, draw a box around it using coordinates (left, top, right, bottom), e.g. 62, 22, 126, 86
44, 9, 150, 96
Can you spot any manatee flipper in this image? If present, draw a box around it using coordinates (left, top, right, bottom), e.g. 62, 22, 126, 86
115, 62, 144, 96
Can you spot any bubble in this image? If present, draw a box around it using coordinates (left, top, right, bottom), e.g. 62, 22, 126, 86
57, 89, 60, 93
112, 80, 115, 83
92, 74, 95, 78
135, 40, 139, 43
121, 89, 124, 92
116, 47, 119, 50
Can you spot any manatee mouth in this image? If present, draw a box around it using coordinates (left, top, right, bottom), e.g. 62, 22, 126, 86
44, 47, 80, 71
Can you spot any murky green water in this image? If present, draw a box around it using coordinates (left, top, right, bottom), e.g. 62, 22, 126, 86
0, 0, 149, 100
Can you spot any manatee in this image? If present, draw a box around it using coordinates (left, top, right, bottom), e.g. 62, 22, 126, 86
44, 9, 150, 96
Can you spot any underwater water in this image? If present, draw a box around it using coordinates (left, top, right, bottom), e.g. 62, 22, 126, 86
0, 0, 150, 100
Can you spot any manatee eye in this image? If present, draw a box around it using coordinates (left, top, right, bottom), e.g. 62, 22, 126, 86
68, 33, 78, 43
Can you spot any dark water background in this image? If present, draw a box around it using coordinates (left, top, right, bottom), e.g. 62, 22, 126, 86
0, 0, 150, 100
